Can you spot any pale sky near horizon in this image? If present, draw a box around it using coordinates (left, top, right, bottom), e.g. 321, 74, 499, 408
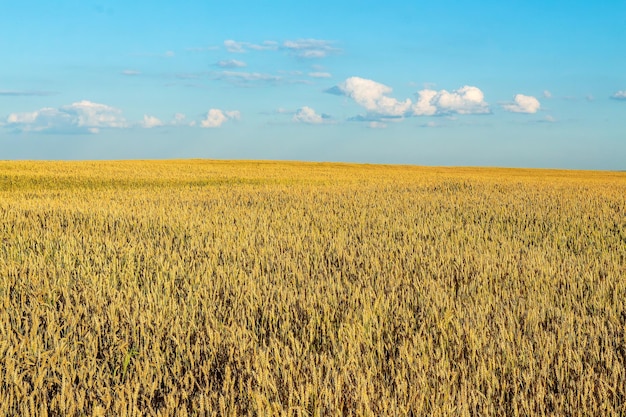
1, 1, 625, 169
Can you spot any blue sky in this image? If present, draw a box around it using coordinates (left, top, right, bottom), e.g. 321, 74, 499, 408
1, 0, 625, 169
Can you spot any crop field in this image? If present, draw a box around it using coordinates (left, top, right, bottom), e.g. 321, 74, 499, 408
0, 160, 625, 416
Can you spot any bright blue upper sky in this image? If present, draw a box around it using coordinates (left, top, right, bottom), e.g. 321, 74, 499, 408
1, 0, 625, 169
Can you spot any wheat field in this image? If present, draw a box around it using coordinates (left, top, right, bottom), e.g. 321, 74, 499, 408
1, 160, 625, 416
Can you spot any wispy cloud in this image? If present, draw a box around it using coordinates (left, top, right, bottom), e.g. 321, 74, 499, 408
215, 59, 247, 68
200, 109, 240, 128
283, 39, 340, 58
121, 69, 141, 76
0, 90, 58, 96
308, 72, 332, 78
543, 90, 552, 98
4, 100, 127, 134
611, 90, 626, 100
224, 40, 278, 53
212, 71, 282, 86
186, 45, 220, 52
501, 94, 541, 113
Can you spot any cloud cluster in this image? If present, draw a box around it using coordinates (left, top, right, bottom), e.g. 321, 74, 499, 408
501, 94, 541, 113
5, 101, 127, 133
611, 90, 626, 100
200, 109, 240, 128
329, 77, 490, 118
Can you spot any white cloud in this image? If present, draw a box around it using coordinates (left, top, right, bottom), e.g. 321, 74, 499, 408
334, 77, 411, 116
413, 86, 490, 116
141, 115, 164, 128
215, 59, 247, 68
164, 51, 175, 58
293, 106, 326, 124
224, 40, 278, 53
283, 39, 340, 58
121, 69, 141, 76
368, 121, 387, 129
4, 100, 127, 133
543, 90, 552, 98
308, 72, 332, 78
200, 109, 240, 128
502, 94, 541, 113
611, 90, 626, 100
331, 77, 489, 118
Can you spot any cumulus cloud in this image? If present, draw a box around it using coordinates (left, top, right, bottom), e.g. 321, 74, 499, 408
293, 106, 328, 124
224, 40, 278, 53
283, 39, 340, 58
413, 86, 490, 116
330, 77, 489, 118
215, 59, 247, 68
141, 115, 164, 128
611, 90, 626, 100
331, 77, 411, 116
501, 94, 541, 113
4, 100, 127, 133
308, 72, 332, 78
200, 109, 240, 128
368, 121, 387, 129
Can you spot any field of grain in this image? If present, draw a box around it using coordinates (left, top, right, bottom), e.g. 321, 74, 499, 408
1, 160, 625, 416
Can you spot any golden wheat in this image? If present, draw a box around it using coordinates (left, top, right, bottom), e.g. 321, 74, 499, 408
0, 160, 625, 416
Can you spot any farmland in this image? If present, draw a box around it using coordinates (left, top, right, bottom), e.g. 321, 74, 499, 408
1, 160, 625, 416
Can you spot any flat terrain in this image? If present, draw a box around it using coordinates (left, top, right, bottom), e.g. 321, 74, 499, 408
1, 160, 625, 416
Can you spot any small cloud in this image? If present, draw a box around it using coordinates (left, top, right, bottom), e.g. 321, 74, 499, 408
215, 59, 247, 68
585, 95, 594, 102
543, 90, 552, 98
140, 115, 164, 128
420, 121, 440, 128
501, 94, 541, 114
293, 106, 328, 124
283, 39, 340, 59
308, 72, 332, 78
171, 113, 188, 126
4, 100, 127, 134
164, 51, 175, 58
0, 90, 58, 96
121, 69, 141, 76
368, 121, 387, 129
200, 109, 240, 128
611, 90, 626, 100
